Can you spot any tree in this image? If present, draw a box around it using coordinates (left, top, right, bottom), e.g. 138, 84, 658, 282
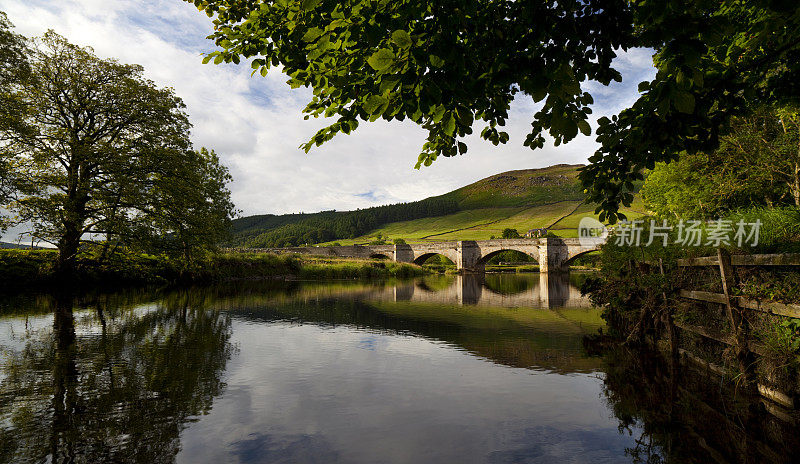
0, 12, 29, 230
186, 0, 800, 222
722, 106, 800, 207
143, 148, 237, 262
642, 105, 800, 218
0, 31, 236, 272
501, 228, 520, 239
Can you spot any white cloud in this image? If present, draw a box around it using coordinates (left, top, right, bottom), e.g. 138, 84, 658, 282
2, 1, 656, 241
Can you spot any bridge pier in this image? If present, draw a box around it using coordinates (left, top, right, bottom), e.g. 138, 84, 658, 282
394, 243, 414, 263
456, 241, 484, 273
537, 238, 569, 273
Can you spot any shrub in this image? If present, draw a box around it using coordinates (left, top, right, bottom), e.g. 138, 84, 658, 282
501, 228, 520, 238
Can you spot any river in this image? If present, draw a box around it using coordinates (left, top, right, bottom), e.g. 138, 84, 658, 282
0, 274, 797, 463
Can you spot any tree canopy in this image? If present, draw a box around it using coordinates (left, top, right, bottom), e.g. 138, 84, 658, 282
642, 105, 800, 219
0, 30, 236, 271
185, 0, 800, 222
0, 12, 28, 229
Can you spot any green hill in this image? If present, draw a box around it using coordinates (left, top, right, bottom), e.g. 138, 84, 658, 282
231, 164, 645, 247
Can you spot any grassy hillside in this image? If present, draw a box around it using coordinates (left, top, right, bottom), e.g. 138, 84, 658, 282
441, 163, 585, 208
231, 164, 645, 247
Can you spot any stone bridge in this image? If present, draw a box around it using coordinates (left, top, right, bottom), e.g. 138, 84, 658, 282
249, 238, 601, 273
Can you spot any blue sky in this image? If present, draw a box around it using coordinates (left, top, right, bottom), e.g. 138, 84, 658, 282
2, 0, 656, 237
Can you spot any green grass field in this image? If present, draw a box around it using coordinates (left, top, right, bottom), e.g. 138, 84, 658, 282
319, 197, 645, 244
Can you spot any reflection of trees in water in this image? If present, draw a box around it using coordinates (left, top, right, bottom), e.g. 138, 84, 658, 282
229, 296, 602, 374
599, 346, 800, 463
415, 275, 456, 292
482, 274, 537, 295
0, 291, 234, 464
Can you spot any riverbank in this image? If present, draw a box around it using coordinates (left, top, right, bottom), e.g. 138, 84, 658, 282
0, 249, 425, 289
583, 225, 800, 405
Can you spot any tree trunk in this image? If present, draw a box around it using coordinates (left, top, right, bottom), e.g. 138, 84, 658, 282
56, 190, 89, 276
793, 161, 800, 206
56, 230, 81, 276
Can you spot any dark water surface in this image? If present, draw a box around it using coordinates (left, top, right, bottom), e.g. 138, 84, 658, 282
1, 274, 797, 463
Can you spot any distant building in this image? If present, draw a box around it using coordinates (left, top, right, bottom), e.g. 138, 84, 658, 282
525, 228, 548, 238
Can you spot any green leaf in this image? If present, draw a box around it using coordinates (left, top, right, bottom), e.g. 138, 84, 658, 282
302, 27, 323, 43
692, 70, 704, 88
391, 30, 412, 49
432, 105, 446, 123
364, 95, 389, 115
429, 54, 445, 68
673, 91, 695, 114
656, 98, 670, 117
532, 87, 547, 102
676, 70, 687, 86
367, 49, 395, 71
442, 113, 456, 136
379, 75, 401, 93
577, 119, 591, 136
456, 107, 473, 126
301, 0, 321, 10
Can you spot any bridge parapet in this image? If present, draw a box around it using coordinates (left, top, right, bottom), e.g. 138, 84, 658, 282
227, 236, 602, 273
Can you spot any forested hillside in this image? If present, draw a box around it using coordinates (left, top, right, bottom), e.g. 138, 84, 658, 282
233, 197, 460, 247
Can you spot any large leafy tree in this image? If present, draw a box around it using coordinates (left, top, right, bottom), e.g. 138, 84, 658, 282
0, 12, 29, 230
185, 0, 800, 221
0, 31, 236, 272
642, 105, 800, 218
145, 147, 237, 261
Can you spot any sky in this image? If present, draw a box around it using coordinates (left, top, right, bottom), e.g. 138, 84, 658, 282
1, 0, 656, 241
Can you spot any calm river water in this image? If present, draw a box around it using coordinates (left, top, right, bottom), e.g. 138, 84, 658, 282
1, 274, 798, 463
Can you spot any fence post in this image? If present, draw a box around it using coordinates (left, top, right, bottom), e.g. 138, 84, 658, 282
717, 248, 755, 384
659, 258, 678, 361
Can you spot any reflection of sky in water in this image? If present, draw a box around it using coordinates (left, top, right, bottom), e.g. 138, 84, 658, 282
0, 277, 652, 463
177, 322, 638, 464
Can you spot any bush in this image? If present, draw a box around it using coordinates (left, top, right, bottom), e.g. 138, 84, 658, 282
501, 228, 520, 238
0, 249, 58, 285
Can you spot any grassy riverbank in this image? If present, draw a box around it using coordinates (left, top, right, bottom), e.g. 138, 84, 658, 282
0, 249, 425, 289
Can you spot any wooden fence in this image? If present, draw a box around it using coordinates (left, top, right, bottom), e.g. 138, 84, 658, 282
673, 250, 800, 411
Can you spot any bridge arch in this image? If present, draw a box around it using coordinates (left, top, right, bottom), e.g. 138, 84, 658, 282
413, 252, 457, 266
369, 253, 391, 260
563, 248, 599, 267
477, 248, 539, 265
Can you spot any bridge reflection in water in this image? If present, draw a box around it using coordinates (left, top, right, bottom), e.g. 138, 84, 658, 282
381, 273, 592, 308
